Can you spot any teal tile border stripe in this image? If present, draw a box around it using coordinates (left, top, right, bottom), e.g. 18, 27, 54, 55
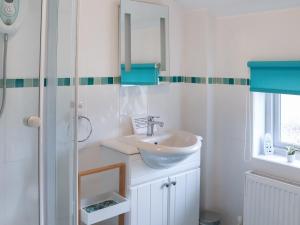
184, 76, 207, 84
208, 77, 250, 86
0, 76, 250, 88
0, 78, 40, 88
79, 77, 120, 85
0, 76, 121, 88
159, 76, 207, 84
159, 76, 249, 86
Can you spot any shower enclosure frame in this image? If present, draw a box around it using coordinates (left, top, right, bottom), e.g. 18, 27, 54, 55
39, 0, 47, 224
39, 0, 79, 224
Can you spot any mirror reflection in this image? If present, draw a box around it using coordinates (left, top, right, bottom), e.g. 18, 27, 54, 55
120, 0, 169, 85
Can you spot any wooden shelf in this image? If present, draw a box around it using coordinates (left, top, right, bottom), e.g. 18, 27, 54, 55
78, 163, 127, 225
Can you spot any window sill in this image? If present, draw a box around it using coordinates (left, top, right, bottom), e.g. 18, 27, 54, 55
254, 154, 300, 169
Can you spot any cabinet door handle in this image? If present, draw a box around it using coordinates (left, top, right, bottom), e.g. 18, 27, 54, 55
162, 183, 170, 188
162, 181, 176, 189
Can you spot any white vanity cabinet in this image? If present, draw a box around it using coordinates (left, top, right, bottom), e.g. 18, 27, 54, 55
129, 177, 169, 225
99, 138, 201, 225
169, 169, 200, 225
129, 168, 200, 225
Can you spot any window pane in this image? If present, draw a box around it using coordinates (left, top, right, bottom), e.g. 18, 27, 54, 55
280, 94, 300, 146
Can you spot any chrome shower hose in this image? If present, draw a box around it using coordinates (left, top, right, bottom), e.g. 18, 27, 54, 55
0, 34, 8, 118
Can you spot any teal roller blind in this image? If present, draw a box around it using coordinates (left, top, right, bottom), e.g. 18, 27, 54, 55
121, 63, 159, 85
248, 61, 300, 95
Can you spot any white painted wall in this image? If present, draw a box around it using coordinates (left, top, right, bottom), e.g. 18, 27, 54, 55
215, 8, 300, 76
196, 7, 300, 225
214, 8, 300, 224
180, 9, 215, 212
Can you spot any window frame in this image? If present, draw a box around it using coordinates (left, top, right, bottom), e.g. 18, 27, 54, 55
251, 92, 300, 169
273, 94, 284, 148
266, 94, 300, 155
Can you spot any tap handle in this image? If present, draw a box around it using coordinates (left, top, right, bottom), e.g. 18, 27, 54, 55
147, 115, 160, 121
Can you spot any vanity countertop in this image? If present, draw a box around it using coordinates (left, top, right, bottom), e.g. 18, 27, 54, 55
100, 132, 202, 186
101, 137, 139, 155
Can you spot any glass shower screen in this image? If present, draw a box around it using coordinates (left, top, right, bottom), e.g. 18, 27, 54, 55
0, 0, 78, 225
46, 0, 78, 225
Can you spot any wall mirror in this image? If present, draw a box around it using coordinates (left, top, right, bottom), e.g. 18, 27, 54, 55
120, 0, 170, 85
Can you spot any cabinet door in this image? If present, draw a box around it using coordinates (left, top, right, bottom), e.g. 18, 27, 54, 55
169, 169, 200, 225
129, 177, 169, 225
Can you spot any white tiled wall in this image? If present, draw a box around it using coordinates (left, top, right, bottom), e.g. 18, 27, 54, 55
77, 1, 300, 225
4, 0, 42, 78
77, 83, 183, 156
77, 0, 189, 208
0, 0, 41, 224
77, 0, 187, 159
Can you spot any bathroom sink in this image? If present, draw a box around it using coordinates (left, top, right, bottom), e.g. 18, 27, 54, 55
119, 130, 202, 169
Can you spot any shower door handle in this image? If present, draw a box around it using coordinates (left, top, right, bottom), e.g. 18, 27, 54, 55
25, 116, 41, 128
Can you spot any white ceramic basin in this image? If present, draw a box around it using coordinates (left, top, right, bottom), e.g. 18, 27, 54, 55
120, 130, 202, 169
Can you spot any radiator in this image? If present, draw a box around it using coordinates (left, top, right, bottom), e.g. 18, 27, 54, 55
244, 171, 300, 225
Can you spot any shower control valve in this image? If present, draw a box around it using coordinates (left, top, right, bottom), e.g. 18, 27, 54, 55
24, 116, 41, 128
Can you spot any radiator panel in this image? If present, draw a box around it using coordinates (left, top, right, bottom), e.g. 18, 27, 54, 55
244, 172, 300, 225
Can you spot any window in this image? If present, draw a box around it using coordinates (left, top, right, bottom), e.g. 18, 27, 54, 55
276, 95, 300, 147
252, 92, 300, 166
248, 60, 300, 168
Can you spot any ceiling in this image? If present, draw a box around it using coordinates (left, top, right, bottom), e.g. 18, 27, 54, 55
175, 0, 300, 16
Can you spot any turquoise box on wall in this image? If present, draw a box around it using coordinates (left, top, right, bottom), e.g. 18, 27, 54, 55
121, 64, 159, 85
